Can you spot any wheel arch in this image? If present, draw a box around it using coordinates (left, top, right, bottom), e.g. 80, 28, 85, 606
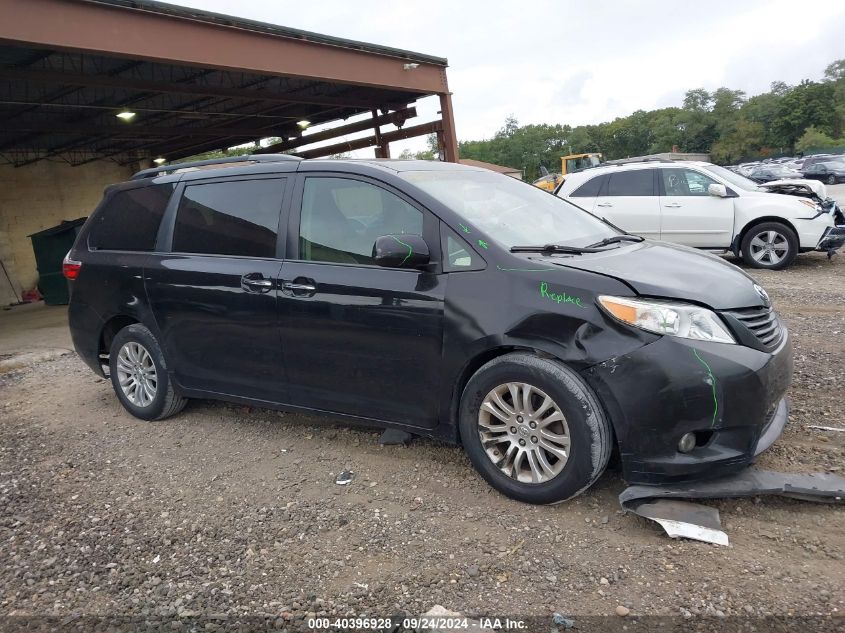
736, 216, 799, 255
98, 314, 140, 361
449, 344, 616, 449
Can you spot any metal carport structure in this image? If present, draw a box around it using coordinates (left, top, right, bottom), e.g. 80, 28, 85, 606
0, 0, 458, 303
0, 0, 459, 167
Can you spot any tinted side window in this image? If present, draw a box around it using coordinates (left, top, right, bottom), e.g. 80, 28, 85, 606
570, 175, 604, 197
299, 177, 422, 265
172, 179, 284, 257
89, 183, 174, 251
606, 170, 654, 196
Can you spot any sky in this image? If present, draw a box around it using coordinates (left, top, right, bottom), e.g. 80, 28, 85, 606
162, 0, 845, 157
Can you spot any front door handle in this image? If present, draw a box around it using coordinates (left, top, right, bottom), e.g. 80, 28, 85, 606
664, 203, 682, 208
281, 277, 317, 297
596, 202, 613, 208
241, 274, 274, 293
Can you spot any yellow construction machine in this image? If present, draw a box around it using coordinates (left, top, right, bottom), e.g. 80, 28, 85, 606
533, 152, 604, 191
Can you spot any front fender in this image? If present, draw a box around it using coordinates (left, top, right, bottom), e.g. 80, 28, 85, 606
436, 265, 656, 437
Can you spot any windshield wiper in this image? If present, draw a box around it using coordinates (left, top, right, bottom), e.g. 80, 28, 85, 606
510, 244, 593, 255
585, 234, 645, 249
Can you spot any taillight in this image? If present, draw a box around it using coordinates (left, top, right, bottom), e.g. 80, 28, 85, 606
62, 252, 81, 280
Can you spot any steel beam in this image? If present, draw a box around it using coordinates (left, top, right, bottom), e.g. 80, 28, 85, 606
438, 93, 459, 162
0, 66, 389, 109
8, 122, 283, 138
0, 0, 449, 93
256, 107, 416, 154
296, 120, 443, 159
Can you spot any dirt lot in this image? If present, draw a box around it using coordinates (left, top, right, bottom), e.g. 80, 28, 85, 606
1, 253, 843, 629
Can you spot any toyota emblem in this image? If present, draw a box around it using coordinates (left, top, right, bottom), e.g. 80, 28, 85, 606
753, 284, 771, 306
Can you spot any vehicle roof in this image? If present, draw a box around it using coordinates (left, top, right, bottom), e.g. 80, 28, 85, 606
125, 156, 489, 189
303, 158, 485, 173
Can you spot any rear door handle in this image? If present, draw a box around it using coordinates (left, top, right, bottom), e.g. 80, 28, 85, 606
241, 274, 273, 293
664, 203, 682, 208
596, 202, 613, 208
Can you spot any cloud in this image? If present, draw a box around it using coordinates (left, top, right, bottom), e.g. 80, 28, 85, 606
161, 0, 845, 155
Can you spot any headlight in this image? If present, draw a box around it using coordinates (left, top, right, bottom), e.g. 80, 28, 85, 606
797, 199, 817, 210
598, 296, 736, 344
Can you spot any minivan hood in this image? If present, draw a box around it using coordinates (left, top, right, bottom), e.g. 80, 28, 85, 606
523, 240, 766, 310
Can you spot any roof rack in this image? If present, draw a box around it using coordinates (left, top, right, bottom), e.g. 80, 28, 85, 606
603, 157, 680, 166
131, 154, 302, 180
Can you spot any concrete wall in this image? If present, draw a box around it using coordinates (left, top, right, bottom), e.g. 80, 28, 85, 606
0, 160, 134, 301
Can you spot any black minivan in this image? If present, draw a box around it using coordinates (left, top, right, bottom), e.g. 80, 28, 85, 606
65, 155, 792, 504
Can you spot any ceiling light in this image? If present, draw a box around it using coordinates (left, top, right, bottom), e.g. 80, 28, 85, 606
153, 157, 166, 165
116, 109, 136, 121
297, 120, 311, 129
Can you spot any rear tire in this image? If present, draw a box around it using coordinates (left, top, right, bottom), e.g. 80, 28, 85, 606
459, 353, 612, 504
827, 175, 836, 185
109, 324, 187, 421
740, 222, 798, 270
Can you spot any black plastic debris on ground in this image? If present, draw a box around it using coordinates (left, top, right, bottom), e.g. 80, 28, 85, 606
379, 428, 414, 445
619, 468, 845, 545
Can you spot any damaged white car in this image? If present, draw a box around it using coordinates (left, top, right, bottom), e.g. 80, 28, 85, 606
557, 161, 845, 269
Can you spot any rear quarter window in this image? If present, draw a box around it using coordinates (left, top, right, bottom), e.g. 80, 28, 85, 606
570, 174, 605, 197
88, 183, 175, 251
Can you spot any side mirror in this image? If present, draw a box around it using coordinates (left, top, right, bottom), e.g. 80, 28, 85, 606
708, 183, 728, 198
372, 234, 430, 269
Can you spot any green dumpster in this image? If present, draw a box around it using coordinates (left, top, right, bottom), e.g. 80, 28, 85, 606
28, 218, 87, 306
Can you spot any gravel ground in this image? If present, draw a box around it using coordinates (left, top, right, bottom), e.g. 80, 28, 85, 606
1, 253, 843, 629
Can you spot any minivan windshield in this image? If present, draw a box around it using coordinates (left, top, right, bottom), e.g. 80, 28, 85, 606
704, 164, 760, 191
401, 170, 618, 249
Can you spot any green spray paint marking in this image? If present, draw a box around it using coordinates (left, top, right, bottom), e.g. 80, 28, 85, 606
388, 235, 413, 266
496, 265, 554, 272
477, 239, 489, 250
693, 348, 718, 427
539, 281, 584, 308
458, 223, 471, 234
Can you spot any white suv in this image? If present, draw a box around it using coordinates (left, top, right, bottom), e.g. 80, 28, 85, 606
556, 160, 844, 269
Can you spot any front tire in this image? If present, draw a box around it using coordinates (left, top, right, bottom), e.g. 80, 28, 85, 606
827, 175, 836, 185
740, 222, 798, 270
459, 353, 612, 504
109, 324, 187, 421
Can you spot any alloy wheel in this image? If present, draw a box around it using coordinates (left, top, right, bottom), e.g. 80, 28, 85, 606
749, 230, 789, 266
477, 382, 571, 484
116, 341, 158, 407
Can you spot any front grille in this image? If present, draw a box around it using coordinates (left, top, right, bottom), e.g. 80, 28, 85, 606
725, 306, 783, 349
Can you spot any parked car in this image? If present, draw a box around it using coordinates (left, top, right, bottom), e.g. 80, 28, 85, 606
65, 155, 793, 504
800, 154, 839, 170
802, 160, 845, 185
555, 160, 844, 269
748, 164, 803, 183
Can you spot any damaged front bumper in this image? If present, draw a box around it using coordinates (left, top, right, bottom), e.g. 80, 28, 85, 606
815, 225, 845, 256
582, 330, 792, 485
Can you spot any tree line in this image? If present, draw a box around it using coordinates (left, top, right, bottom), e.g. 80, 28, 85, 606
450, 59, 845, 181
